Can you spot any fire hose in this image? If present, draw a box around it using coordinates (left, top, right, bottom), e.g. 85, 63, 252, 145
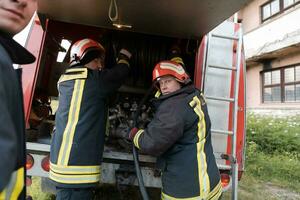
131, 83, 156, 200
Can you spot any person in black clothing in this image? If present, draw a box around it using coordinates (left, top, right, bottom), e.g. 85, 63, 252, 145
128, 57, 223, 199
49, 38, 132, 200
0, 0, 37, 199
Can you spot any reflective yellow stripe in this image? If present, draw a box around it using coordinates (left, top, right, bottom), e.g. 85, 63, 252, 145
66, 68, 87, 73
0, 189, 6, 199
10, 168, 24, 200
161, 184, 222, 200
133, 130, 144, 149
189, 96, 210, 198
189, 99, 196, 107
57, 79, 86, 165
57, 79, 79, 165
155, 90, 161, 98
58, 68, 87, 84
117, 59, 129, 66
0, 168, 24, 200
63, 79, 85, 165
49, 170, 100, 184
58, 74, 87, 83
50, 162, 101, 175
207, 181, 222, 200
162, 192, 202, 200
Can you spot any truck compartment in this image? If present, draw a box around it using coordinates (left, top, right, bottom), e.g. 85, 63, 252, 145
26, 19, 199, 156
25, 19, 200, 189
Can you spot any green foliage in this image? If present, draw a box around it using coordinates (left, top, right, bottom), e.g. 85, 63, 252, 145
246, 142, 300, 192
27, 177, 55, 200
245, 113, 300, 193
247, 113, 300, 158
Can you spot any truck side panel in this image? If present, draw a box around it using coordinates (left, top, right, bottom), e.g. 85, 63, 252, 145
196, 21, 246, 172
225, 23, 246, 172
22, 16, 46, 128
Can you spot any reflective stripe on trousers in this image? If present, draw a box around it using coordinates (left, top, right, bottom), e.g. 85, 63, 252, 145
161, 181, 222, 200
49, 162, 101, 184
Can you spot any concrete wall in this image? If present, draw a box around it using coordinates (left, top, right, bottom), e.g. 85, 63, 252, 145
240, 0, 266, 33
272, 50, 300, 68
241, 0, 300, 33
246, 64, 262, 108
243, 7, 300, 59
241, 0, 300, 114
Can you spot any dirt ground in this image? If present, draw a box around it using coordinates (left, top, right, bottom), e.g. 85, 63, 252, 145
95, 185, 161, 200
29, 177, 300, 200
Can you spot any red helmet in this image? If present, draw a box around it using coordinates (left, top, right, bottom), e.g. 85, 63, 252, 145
152, 61, 190, 84
70, 38, 105, 66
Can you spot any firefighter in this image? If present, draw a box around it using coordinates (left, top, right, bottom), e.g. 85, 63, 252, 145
128, 57, 223, 199
49, 38, 132, 200
0, 0, 37, 199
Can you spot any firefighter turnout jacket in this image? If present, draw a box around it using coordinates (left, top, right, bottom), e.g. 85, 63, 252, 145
0, 33, 35, 199
132, 85, 222, 199
50, 61, 130, 188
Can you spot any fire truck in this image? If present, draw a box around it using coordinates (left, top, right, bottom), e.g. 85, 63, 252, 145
18, 0, 248, 199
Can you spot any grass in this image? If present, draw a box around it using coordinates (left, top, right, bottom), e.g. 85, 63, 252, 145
222, 174, 280, 200
246, 146, 300, 193
247, 114, 300, 158
246, 113, 300, 193
27, 177, 54, 200
221, 113, 300, 200
27, 113, 300, 199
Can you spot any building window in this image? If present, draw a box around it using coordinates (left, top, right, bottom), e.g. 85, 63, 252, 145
263, 70, 281, 102
262, 66, 300, 103
261, 0, 300, 22
283, 0, 299, 8
284, 66, 300, 102
262, 0, 280, 20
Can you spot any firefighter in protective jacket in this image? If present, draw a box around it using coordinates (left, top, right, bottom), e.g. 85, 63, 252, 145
49, 38, 131, 199
0, 0, 37, 199
129, 58, 222, 199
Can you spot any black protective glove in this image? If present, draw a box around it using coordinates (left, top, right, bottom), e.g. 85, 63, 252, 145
116, 126, 138, 141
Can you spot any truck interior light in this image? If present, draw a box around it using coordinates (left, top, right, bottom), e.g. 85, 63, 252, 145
113, 23, 132, 29
26, 154, 34, 170
41, 155, 50, 172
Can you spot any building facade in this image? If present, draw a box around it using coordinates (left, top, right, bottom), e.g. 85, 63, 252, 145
240, 0, 300, 115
